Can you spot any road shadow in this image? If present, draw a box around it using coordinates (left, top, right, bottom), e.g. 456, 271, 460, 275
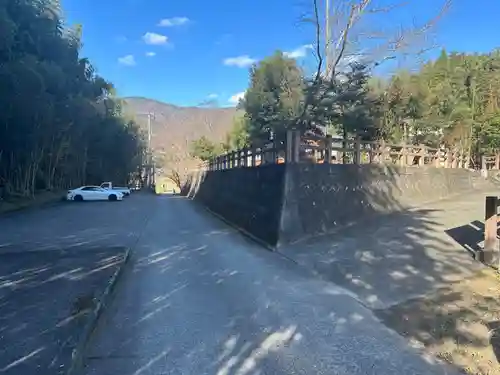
280, 164, 487, 310
0, 247, 127, 375
445, 219, 500, 268
376, 273, 500, 375
79, 215, 460, 375
445, 220, 484, 258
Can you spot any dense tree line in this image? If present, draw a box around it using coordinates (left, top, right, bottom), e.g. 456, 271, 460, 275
376, 50, 500, 160
191, 49, 500, 166
0, 0, 144, 198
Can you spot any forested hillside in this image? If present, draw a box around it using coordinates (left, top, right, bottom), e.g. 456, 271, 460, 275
0, 0, 144, 198
123, 97, 237, 174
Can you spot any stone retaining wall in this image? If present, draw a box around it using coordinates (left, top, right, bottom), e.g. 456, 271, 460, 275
186, 164, 490, 248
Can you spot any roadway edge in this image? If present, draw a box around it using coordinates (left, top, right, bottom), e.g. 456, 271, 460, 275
66, 247, 131, 375
0, 194, 66, 216
199, 204, 277, 252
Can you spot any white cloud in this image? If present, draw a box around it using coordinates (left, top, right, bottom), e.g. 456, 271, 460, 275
284, 44, 314, 59
118, 55, 136, 66
223, 55, 256, 68
207, 93, 218, 99
145, 51, 156, 57
228, 91, 245, 105
158, 17, 189, 27
143, 32, 168, 45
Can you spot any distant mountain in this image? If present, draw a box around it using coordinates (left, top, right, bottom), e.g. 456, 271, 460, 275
122, 97, 239, 173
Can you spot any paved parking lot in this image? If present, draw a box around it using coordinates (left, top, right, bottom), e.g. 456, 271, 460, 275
0, 193, 157, 254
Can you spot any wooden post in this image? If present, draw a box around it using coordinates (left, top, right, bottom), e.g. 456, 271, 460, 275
452, 152, 458, 168
251, 148, 256, 167
483, 196, 498, 264
445, 151, 452, 168
272, 140, 277, 163
380, 140, 387, 164
399, 145, 406, 166
435, 149, 441, 168
481, 155, 488, 178
354, 135, 361, 164
292, 130, 300, 163
418, 146, 426, 166
286, 130, 293, 163
325, 134, 332, 164
368, 142, 374, 164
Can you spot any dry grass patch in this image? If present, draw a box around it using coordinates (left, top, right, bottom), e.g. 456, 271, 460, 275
376, 269, 500, 375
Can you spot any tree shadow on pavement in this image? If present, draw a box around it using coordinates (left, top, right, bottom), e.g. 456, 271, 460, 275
277, 164, 500, 373
281, 164, 486, 310
80, 225, 461, 375
0, 247, 127, 375
375, 271, 500, 375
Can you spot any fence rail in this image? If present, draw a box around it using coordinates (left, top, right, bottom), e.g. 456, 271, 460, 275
203, 130, 488, 171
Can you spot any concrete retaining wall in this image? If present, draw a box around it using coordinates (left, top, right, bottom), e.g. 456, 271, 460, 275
279, 164, 487, 245
187, 163, 489, 248
190, 165, 286, 246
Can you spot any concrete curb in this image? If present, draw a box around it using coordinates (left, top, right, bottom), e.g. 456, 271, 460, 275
66, 247, 131, 375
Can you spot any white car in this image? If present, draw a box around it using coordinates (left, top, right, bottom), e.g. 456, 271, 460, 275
100, 182, 131, 196
66, 186, 124, 202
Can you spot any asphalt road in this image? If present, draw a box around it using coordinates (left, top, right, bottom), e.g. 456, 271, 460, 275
0, 194, 460, 374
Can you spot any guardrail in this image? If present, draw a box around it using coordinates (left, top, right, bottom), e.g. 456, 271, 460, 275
203, 130, 474, 171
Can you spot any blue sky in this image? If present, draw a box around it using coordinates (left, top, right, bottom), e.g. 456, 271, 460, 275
61, 0, 498, 107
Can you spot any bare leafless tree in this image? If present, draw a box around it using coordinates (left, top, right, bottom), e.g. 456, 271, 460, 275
305, 0, 452, 81
168, 170, 182, 190
295, 0, 451, 131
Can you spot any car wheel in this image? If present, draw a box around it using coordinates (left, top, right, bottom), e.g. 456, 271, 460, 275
108, 194, 117, 201
74, 195, 83, 202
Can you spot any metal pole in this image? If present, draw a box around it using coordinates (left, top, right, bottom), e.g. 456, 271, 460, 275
147, 113, 151, 187
147, 113, 151, 154
325, 0, 331, 79
137, 112, 154, 188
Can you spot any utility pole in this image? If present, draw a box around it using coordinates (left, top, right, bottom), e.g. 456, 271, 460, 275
324, 0, 333, 136
325, 0, 331, 79
137, 112, 155, 188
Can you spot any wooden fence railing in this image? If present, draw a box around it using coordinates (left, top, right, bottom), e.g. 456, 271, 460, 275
203, 130, 478, 171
